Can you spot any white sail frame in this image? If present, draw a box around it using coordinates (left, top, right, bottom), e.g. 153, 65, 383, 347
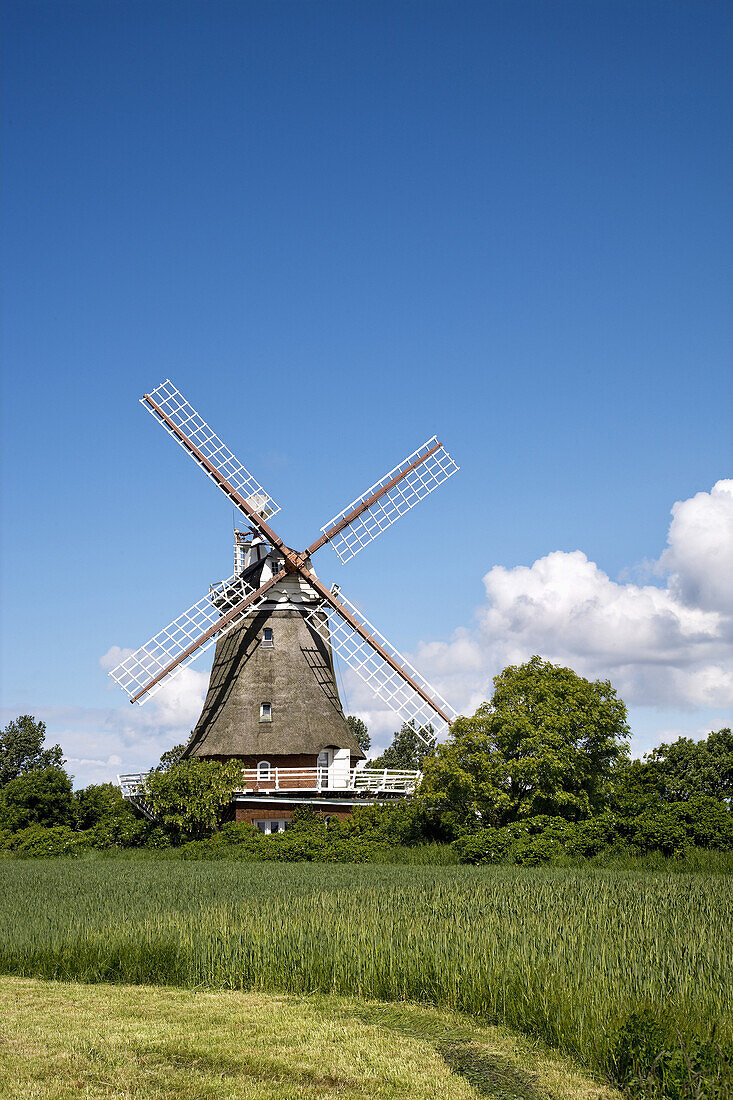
320, 437, 458, 564
109, 572, 271, 703
306, 591, 456, 741
143, 379, 280, 521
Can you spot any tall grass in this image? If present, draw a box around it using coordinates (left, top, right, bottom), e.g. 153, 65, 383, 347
1, 860, 730, 1088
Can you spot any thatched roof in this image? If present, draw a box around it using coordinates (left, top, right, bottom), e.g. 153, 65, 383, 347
183, 602, 365, 760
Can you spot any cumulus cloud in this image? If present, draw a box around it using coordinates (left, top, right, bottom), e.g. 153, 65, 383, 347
661, 480, 733, 614
410, 480, 733, 718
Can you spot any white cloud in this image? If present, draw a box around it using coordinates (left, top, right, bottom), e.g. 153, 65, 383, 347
661, 480, 733, 613
98, 646, 133, 671
411, 480, 733, 720
1, 658, 210, 787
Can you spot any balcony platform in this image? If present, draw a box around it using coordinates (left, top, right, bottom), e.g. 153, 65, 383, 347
118, 767, 422, 821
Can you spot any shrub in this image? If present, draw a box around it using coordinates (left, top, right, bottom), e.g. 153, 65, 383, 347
2, 825, 93, 857
630, 810, 691, 858
451, 827, 512, 865
0, 767, 75, 831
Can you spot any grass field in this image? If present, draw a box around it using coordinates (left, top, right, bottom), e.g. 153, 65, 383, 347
0, 977, 621, 1099
0, 860, 730, 1092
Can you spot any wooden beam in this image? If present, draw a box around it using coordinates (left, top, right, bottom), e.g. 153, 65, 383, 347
301, 569, 452, 726
129, 569, 287, 703
304, 439, 443, 558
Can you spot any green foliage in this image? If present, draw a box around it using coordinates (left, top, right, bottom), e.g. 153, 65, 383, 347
644, 728, 733, 803
452, 817, 574, 865
73, 782, 129, 828
371, 720, 436, 770
72, 781, 156, 848
421, 656, 630, 831
0, 716, 64, 787
155, 744, 187, 772
143, 758, 245, 840
0, 767, 75, 831
0, 824, 92, 857
346, 715, 370, 754
453, 796, 733, 866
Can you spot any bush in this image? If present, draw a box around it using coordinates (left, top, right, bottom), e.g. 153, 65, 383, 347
1, 824, 93, 857
0, 767, 75, 831
452, 817, 577, 865
451, 827, 512, 865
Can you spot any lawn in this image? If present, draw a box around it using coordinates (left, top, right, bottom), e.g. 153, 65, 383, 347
0, 977, 620, 1100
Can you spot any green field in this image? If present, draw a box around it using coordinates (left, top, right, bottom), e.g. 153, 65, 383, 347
1, 858, 730, 1092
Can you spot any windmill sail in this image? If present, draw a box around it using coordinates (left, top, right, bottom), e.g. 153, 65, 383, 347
142, 380, 280, 523
109, 570, 284, 703
305, 590, 456, 741
316, 437, 459, 563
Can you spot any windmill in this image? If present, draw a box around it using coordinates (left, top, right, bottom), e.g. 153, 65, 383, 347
111, 380, 459, 827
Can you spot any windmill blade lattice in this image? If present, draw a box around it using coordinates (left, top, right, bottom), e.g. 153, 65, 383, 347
142, 380, 280, 523
109, 571, 278, 703
305, 591, 456, 741
317, 437, 459, 564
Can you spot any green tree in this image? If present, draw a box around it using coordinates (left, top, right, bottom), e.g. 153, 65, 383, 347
155, 743, 187, 772
371, 720, 436, 770
73, 782, 134, 829
143, 758, 245, 840
346, 716, 370, 754
421, 656, 630, 832
0, 716, 64, 787
644, 728, 733, 803
0, 766, 75, 831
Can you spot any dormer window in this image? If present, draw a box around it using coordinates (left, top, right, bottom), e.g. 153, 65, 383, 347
260, 702, 272, 722
262, 628, 274, 648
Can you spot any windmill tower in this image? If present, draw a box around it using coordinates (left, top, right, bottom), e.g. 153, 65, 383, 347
111, 380, 459, 828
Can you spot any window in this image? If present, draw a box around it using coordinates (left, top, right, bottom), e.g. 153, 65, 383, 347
257, 760, 271, 780
254, 819, 285, 835
262, 628, 274, 648
260, 702, 272, 722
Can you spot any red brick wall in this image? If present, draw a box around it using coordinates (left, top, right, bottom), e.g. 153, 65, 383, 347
234, 804, 353, 825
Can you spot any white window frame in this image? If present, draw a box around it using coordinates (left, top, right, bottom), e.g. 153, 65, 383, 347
257, 760, 271, 781
260, 702, 272, 722
262, 628, 274, 648
254, 818, 285, 835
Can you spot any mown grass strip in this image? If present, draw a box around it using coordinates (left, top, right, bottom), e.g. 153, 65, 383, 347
0, 977, 621, 1100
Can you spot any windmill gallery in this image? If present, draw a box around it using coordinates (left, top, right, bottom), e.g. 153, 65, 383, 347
111, 381, 459, 830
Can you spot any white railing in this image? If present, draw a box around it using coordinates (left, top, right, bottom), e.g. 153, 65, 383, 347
117, 774, 157, 820
350, 768, 422, 793
118, 766, 422, 802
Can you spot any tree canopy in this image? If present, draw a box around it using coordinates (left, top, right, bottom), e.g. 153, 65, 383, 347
420, 656, 630, 831
0, 716, 64, 787
155, 744, 187, 773
0, 766, 75, 831
371, 720, 436, 770
143, 758, 245, 840
346, 716, 370, 754
645, 729, 732, 803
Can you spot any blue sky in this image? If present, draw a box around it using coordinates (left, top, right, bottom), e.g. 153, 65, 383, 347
1, 0, 731, 784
